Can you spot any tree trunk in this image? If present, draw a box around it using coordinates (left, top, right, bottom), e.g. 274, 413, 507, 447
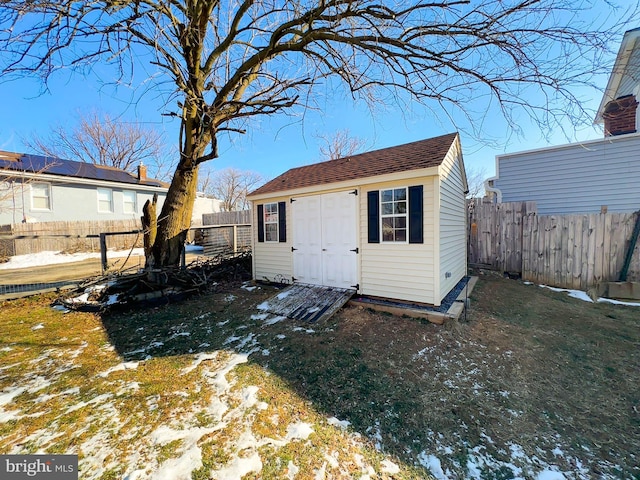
149, 162, 199, 267
141, 193, 158, 267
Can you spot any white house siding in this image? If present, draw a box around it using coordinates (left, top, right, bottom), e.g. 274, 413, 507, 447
0, 180, 165, 225
359, 177, 438, 305
493, 133, 640, 215
251, 194, 293, 283
438, 145, 468, 301
617, 45, 640, 98
191, 195, 222, 226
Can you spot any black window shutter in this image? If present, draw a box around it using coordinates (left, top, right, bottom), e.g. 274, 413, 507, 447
367, 190, 380, 243
278, 201, 287, 242
257, 204, 264, 242
409, 185, 423, 244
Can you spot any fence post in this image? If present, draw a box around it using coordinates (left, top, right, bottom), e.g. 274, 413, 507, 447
233, 225, 238, 253
100, 233, 108, 274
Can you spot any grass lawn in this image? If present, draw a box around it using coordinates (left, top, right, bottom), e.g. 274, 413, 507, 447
0, 272, 638, 479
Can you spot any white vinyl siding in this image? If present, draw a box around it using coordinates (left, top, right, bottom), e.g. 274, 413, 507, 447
31, 183, 51, 211
493, 133, 640, 215
438, 144, 468, 300
360, 177, 437, 305
617, 46, 640, 99
97, 188, 113, 213
123, 190, 137, 214
252, 196, 292, 282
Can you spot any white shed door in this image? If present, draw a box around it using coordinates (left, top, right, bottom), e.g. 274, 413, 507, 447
292, 191, 358, 289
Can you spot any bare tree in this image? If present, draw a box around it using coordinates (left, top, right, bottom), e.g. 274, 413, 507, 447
465, 165, 488, 199
317, 129, 368, 160
200, 168, 265, 211
21, 111, 172, 181
0, 0, 634, 266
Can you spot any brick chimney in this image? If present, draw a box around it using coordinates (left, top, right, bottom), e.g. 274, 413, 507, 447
137, 163, 147, 182
603, 94, 638, 136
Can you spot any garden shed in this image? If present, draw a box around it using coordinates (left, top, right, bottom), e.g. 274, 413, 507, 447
247, 132, 468, 306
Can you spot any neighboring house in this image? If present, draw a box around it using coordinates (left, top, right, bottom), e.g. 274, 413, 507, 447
247, 132, 468, 307
486, 28, 640, 215
191, 193, 223, 227
0, 151, 221, 226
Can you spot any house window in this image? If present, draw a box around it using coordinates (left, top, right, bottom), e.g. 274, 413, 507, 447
264, 202, 279, 242
31, 183, 51, 210
123, 191, 137, 214
97, 188, 113, 213
380, 187, 407, 242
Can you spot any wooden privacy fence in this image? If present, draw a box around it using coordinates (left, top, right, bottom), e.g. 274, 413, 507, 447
468, 199, 640, 290
468, 200, 537, 273
0, 220, 143, 257
522, 213, 640, 290
202, 210, 251, 226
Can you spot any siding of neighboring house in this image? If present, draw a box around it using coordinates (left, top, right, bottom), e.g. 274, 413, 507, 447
438, 143, 468, 301
191, 195, 223, 226
359, 176, 438, 304
617, 45, 640, 97
0, 179, 166, 224
492, 133, 640, 215
251, 194, 292, 282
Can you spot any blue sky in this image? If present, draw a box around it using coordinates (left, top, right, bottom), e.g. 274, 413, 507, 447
0, 3, 633, 185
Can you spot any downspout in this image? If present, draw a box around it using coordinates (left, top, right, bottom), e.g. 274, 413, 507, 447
485, 155, 503, 203
484, 176, 502, 203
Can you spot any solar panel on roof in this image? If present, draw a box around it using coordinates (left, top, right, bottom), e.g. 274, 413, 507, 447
0, 153, 166, 187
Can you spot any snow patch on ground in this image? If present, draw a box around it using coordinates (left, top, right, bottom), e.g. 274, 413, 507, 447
539, 285, 640, 306
381, 459, 400, 474
285, 422, 314, 440
327, 417, 351, 429
418, 452, 448, 479
0, 248, 145, 270
292, 327, 315, 334
264, 315, 286, 326
98, 362, 140, 378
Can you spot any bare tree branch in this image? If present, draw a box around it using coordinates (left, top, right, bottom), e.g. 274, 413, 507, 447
316, 129, 369, 160
199, 167, 265, 211
20, 110, 172, 181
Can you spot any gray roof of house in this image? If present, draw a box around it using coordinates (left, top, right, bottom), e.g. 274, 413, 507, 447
0, 151, 167, 188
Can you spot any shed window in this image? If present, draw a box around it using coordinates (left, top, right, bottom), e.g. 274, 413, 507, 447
123, 191, 137, 214
97, 188, 113, 213
257, 202, 287, 243
31, 183, 51, 210
368, 185, 422, 244
380, 188, 407, 242
264, 202, 279, 242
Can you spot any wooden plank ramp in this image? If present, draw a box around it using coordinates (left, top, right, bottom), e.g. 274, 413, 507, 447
261, 283, 356, 323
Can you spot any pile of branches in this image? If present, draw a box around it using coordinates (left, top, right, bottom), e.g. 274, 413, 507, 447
53, 250, 252, 312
